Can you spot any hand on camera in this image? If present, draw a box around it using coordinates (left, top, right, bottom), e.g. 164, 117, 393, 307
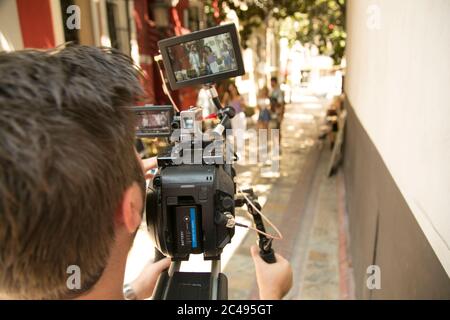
130, 258, 171, 299
142, 157, 158, 179
251, 245, 293, 300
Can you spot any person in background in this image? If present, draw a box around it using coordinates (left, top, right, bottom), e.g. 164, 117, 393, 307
269, 76, 285, 143
257, 86, 271, 130
200, 47, 211, 74
204, 46, 219, 73
325, 95, 344, 149
222, 83, 247, 158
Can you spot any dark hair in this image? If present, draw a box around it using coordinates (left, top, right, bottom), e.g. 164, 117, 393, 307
271, 76, 278, 83
0, 46, 144, 299
228, 82, 240, 96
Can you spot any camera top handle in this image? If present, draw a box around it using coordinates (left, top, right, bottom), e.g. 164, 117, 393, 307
203, 83, 223, 111
202, 83, 235, 137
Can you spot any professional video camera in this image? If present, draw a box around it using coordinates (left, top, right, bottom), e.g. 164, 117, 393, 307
131, 24, 278, 300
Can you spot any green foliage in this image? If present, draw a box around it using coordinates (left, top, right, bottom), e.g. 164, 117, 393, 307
204, 0, 346, 64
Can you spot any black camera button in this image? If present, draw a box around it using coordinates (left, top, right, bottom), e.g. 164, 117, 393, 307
199, 187, 208, 200
167, 196, 177, 205
221, 196, 234, 210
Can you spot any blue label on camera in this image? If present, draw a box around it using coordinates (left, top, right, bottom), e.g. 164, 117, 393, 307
190, 207, 198, 248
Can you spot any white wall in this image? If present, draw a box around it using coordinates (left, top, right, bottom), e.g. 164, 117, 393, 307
346, 0, 450, 276
49, 0, 65, 46
0, 0, 23, 50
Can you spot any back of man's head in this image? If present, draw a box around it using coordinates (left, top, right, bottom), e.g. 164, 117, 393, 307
0, 46, 144, 299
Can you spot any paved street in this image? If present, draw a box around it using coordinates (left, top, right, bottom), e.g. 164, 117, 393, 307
225, 93, 353, 299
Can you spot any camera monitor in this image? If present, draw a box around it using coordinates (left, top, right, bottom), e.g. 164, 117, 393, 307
158, 24, 245, 90
132, 105, 173, 137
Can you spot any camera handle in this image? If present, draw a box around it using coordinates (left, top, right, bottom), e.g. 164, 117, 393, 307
202, 83, 236, 136
235, 189, 277, 264
214, 106, 236, 136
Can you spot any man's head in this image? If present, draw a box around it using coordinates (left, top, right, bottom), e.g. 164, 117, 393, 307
0, 46, 145, 299
270, 76, 278, 88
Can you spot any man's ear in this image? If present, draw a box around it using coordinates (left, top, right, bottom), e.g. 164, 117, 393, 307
116, 182, 143, 233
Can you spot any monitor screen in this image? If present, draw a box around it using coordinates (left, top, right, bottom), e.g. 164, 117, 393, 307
132, 105, 173, 137
167, 32, 238, 83
158, 24, 245, 90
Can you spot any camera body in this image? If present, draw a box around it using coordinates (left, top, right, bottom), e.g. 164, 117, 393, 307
146, 163, 235, 261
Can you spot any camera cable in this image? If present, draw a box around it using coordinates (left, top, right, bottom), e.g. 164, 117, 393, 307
222, 187, 283, 241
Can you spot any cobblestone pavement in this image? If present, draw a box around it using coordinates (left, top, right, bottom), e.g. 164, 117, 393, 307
225, 95, 352, 299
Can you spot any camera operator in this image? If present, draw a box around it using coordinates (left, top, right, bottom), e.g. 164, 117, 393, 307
0, 46, 292, 300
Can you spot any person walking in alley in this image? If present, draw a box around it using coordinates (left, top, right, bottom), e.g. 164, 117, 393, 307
325, 96, 342, 149
256, 86, 272, 163
222, 83, 247, 158
257, 86, 271, 130
270, 77, 285, 143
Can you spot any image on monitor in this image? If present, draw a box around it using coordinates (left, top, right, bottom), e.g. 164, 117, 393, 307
167, 32, 237, 83
133, 107, 173, 137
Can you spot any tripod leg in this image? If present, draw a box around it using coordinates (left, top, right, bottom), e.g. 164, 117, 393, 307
210, 260, 228, 300
169, 261, 181, 276
210, 260, 221, 300
153, 261, 181, 300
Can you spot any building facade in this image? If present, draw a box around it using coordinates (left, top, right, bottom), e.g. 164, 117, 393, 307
344, 0, 450, 298
0, 0, 205, 109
